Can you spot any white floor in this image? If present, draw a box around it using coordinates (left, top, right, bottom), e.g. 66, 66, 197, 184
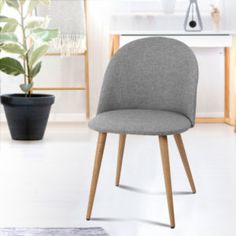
0, 122, 236, 236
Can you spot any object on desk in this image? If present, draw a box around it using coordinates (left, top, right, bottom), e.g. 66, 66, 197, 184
211, 5, 220, 32
161, 0, 176, 14
184, 0, 203, 32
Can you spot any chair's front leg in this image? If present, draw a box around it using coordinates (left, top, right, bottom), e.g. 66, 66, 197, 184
159, 136, 175, 228
174, 133, 196, 193
86, 133, 107, 220
116, 134, 126, 186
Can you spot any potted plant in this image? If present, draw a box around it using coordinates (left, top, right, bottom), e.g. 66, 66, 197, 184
0, 0, 58, 140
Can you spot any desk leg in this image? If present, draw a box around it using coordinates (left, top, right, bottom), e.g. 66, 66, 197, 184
234, 91, 236, 132
225, 47, 230, 123
85, 50, 90, 119
109, 35, 114, 58
110, 35, 120, 58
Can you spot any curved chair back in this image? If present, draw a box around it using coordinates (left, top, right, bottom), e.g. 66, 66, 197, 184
97, 37, 199, 126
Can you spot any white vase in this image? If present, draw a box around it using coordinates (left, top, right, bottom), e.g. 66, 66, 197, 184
161, 0, 176, 14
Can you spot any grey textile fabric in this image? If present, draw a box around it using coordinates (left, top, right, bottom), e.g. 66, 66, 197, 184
89, 109, 192, 135
0, 228, 108, 236
89, 37, 199, 135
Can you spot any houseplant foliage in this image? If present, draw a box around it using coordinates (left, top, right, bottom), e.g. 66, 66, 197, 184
0, 0, 59, 140
0, 0, 58, 94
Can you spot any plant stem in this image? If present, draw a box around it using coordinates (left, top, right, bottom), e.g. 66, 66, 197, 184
20, 2, 31, 96
20, 4, 26, 86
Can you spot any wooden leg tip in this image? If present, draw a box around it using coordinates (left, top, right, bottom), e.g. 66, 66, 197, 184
192, 187, 196, 194
171, 225, 175, 229
86, 213, 91, 221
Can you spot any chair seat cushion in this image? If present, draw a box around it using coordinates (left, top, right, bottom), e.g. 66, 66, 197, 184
89, 109, 192, 135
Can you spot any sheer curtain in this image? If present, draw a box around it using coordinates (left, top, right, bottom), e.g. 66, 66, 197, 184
111, 0, 223, 14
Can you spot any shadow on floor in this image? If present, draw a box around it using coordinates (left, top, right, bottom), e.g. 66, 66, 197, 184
118, 184, 194, 196
91, 217, 170, 228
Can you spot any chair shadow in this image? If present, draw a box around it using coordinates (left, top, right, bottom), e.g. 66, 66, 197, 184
118, 184, 194, 196
90, 185, 194, 228
91, 217, 170, 228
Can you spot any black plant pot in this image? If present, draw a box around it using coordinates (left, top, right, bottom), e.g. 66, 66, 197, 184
1, 94, 55, 140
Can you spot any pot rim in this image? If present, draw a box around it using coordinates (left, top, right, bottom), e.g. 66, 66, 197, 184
1, 93, 55, 106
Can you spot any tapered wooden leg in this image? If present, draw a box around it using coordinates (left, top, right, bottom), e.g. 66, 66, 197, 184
159, 136, 175, 228
86, 133, 107, 220
174, 134, 196, 193
115, 134, 126, 186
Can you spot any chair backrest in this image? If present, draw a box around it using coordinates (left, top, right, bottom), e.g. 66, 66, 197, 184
97, 37, 199, 126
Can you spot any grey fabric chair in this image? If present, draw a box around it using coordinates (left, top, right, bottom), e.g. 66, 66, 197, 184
86, 37, 199, 228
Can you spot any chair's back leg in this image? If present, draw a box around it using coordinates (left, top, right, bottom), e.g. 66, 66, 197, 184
159, 136, 175, 228
86, 133, 107, 220
174, 134, 196, 193
116, 134, 126, 186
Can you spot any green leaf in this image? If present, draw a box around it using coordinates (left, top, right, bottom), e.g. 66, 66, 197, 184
0, 43, 25, 55
28, 0, 39, 15
0, 32, 18, 43
32, 28, 59, 42
0, 16, 18, 23
5, 0, 19, 9
2, 22, 18, 32
40, 0, 51, 5
31, 61, 42, 78
25, 17, 48, 29
0, 57, 24, 76
20, 83, 33, 93
0, 1, 5, 13
29, 44, 48, 68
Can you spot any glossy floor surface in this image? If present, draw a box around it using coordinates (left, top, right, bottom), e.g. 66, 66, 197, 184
0, 123, 236, 236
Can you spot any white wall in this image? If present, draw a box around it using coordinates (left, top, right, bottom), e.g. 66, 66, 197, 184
112, 0, 223, 13
43, 0, 112, 117
0, 0, 112, 120
1, 0, 236, 120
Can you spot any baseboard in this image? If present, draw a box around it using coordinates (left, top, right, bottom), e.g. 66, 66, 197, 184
0, 112, 233, 125
48, 113, 89, 122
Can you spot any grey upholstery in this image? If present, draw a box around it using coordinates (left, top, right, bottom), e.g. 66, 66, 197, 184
89, 109, 191, 135
89, 37, 199, 135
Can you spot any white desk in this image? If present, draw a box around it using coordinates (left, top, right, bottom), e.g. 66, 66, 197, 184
110, 31, 236, 130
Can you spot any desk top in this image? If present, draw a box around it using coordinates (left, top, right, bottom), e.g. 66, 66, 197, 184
111, 31, 235, 36
118, 35, 233, 48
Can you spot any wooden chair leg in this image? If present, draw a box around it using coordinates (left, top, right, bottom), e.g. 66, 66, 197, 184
174, 134, 196, 193
115, 134, 126, 186
159, 136, 175, 228
86, 133, 107, 220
